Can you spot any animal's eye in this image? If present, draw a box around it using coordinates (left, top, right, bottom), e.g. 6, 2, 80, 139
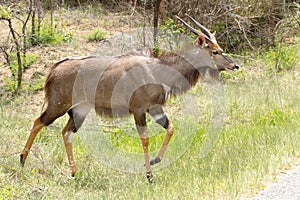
212, 50, 218, 55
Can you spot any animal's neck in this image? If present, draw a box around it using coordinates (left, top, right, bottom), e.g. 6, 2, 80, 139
156, 50, 203, 95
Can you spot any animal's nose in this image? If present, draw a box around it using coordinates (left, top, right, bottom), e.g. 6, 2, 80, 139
234, 64, 239, 71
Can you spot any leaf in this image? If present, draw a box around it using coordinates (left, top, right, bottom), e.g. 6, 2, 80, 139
0, 5, 12, 20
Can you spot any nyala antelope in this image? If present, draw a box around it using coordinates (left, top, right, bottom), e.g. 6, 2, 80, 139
20, 15, 239, 183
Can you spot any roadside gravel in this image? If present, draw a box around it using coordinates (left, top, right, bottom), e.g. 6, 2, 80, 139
250, 163, 300, 200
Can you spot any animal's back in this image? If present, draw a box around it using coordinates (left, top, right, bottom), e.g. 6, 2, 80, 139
44, 55, 160, 110
44, 56, 115, 108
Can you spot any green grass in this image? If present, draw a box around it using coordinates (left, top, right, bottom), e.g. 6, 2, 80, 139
27, 18, 74, 47
4, 53, 38, 92
85, 29, 106, 42
0, 6, 299, 198
258, 40, 299, 72
1, 57, 300, 199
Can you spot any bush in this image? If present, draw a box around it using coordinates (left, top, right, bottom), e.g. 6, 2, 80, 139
4, 53, 37, 92
28, 22, 74, 46
259, 39, 299, 72
86, 29, 106, 42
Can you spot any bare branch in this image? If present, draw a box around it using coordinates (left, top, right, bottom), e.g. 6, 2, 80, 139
22, 0, 33, 71
153, 0, 163, 57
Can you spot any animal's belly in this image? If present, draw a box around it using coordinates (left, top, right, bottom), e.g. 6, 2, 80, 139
94, 104, 132, 118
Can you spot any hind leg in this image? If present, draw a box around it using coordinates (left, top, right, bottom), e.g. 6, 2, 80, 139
20, 107, 67, 166
62, 103, 91, 176
20, 117, 45, 166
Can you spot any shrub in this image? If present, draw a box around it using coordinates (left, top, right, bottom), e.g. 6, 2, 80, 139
28, 22, 74, 46
4, 53, 37, 92
259, 39, 299, 72
86, 29, 106, 42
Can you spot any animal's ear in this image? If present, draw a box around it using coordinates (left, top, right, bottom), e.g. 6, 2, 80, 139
197, 35, 206, 47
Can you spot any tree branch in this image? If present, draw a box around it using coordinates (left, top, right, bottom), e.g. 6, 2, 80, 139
7, 18, 22, 91
153, 0, 162, 57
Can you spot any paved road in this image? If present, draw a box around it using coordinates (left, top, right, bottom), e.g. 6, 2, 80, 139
250, 163, 300, 200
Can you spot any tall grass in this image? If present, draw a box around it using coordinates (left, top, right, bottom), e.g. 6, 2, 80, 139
0, 43, 300, 199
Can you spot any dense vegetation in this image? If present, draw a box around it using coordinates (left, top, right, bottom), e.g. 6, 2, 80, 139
0, 1, 300, 199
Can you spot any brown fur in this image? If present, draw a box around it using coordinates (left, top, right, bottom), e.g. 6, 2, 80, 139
21, 34, 239, 181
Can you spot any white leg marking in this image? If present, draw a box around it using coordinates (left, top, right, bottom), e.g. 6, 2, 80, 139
153, 113, 166, 122
65, 131, 74, 144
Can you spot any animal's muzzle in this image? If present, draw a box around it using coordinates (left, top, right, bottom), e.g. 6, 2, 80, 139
233, 64, 239, 71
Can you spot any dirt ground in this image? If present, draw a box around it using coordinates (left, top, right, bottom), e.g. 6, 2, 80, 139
0, 7, 147, 90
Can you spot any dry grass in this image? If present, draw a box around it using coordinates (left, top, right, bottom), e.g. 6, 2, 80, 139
0, 5, 300, 200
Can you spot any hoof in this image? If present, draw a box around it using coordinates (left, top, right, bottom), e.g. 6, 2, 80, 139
146, 172, 155, 184
150, 157, 161, 165
20, 154, 25, 167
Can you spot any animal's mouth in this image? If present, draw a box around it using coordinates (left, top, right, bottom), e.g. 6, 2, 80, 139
225, 64, 239, 72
